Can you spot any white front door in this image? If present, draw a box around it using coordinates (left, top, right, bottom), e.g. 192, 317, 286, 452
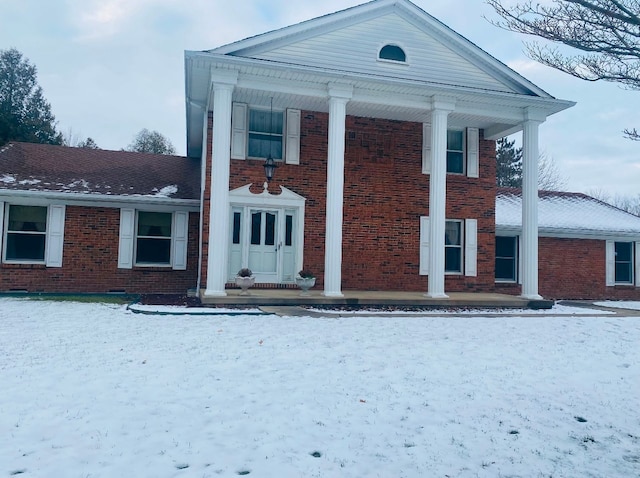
229, 206, 297, 284
248, 209, 279, 282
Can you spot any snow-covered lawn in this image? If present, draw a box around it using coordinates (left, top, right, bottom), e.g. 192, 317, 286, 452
1, 299, 639, 478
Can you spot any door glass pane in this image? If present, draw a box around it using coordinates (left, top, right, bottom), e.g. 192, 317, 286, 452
285, 215, 293, 246
265, 213, 276, 246
232, 212, 241, 245
251, 213, 261, 245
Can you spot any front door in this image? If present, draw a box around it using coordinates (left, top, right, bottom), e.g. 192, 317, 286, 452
229, 206, 297, 284
248, 209, 279, 282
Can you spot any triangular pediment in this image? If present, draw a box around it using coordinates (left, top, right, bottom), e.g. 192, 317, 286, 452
210, 0, 548, 97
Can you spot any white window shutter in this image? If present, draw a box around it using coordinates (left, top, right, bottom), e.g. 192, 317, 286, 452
464, 218, 477, 277
419, 216, 430, 275
118, 208, 135, 269
0, 201, 4, 261
172, 211, 189, 270
45, 205, 65, 267
231, 102, 247, 160
422, 123, 431, 175
635, 242, 640, 287
466, 127, 479, 178
285, 108, 301, 165
605, 240, 615, 286
517, 236, 523, 285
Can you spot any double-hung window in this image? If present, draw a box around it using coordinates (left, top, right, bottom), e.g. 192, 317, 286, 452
135, 212, 172, 265
1, 203, 65, 267
248, 109, 283, 160
614, 242, 633, 284
606, 240, 639, 287
446, 130, 465, 174
118, 209, 189, 270
444, 220, 463, 273
495, 236, 518, 282
420, 217, 477, 276
5, 205, 48, 262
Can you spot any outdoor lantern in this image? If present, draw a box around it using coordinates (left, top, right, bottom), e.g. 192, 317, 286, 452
263, 154, 278, 182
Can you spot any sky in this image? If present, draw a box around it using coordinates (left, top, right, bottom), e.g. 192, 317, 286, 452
0, 0, 639, 196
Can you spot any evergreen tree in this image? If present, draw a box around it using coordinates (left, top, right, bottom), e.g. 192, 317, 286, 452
496, 137, 523, 188
0, 48, 62, 146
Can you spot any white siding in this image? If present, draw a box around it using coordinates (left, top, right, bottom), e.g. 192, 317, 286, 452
252, 14, 515, 93
636, 242, 640, 287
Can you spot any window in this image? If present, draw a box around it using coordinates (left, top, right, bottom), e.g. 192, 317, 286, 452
5, 205, 47, 262
379, 44, 406, 62
445, 220, 462, 273
248, 108, 283, 159
135, 211, 172, 265
615, 242, 633, 284
495, 236, 518, 282
447, 130, 464, 174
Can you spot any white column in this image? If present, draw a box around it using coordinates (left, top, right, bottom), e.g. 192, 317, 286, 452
204, 72, 238, 297
521, 108, 545, 300
324, 84, 353, 297
426, 98, 455, 298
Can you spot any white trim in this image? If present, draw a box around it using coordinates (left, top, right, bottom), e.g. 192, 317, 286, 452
118, 208, 135, 269
419, 216, 430, 275
172, 211, 189, 270
0, 190, 199, 210
422, 123, 431, 175
45, 205, 65, 268
466, 127, 479, 178
285, 108, 301, 165
464, 218, 477, 277
605, 240, 615, 287
231, 102, 248, 160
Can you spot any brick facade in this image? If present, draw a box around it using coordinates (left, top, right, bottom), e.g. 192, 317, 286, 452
0, 206, 199, 294
204, 110, 498, 292
496, 237, 640, 300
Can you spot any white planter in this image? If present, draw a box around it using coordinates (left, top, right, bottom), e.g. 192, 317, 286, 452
235, 276, 255, 295
295, 276, 316, 295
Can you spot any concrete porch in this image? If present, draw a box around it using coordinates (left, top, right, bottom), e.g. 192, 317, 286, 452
200, 289, 553, 309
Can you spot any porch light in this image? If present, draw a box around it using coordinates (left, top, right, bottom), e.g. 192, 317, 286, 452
263, 154, 278, 182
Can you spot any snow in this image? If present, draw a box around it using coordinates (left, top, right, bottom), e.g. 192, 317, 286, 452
0, 174, 16, 184
310, 304, 612, 315
1, 298, 639, 477
594, 301, 640, 311
497, 191, 640, 235
151, 185, 178, 197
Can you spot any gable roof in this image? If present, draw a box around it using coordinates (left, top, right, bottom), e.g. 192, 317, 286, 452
208, 0, 552, 98
496, 188, 640, 238
0, 142, 201, 203
185, 0, 574, 158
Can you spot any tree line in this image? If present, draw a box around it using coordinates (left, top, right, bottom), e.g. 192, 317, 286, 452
0, 48, 176, 154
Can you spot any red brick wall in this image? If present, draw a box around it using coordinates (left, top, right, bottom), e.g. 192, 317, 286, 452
212, 111, 497, 292
495, 237, 640, 300
0, 206, 199, 294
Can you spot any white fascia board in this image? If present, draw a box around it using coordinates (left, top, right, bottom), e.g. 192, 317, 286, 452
201, 55, 575, 116
0, 190, 200, 212
496, 223, 640, 241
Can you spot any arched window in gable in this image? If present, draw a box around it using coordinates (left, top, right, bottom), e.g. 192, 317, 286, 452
379, 44, 406, 62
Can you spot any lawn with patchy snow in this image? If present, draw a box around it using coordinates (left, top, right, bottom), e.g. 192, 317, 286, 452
1, 299, 639, 477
